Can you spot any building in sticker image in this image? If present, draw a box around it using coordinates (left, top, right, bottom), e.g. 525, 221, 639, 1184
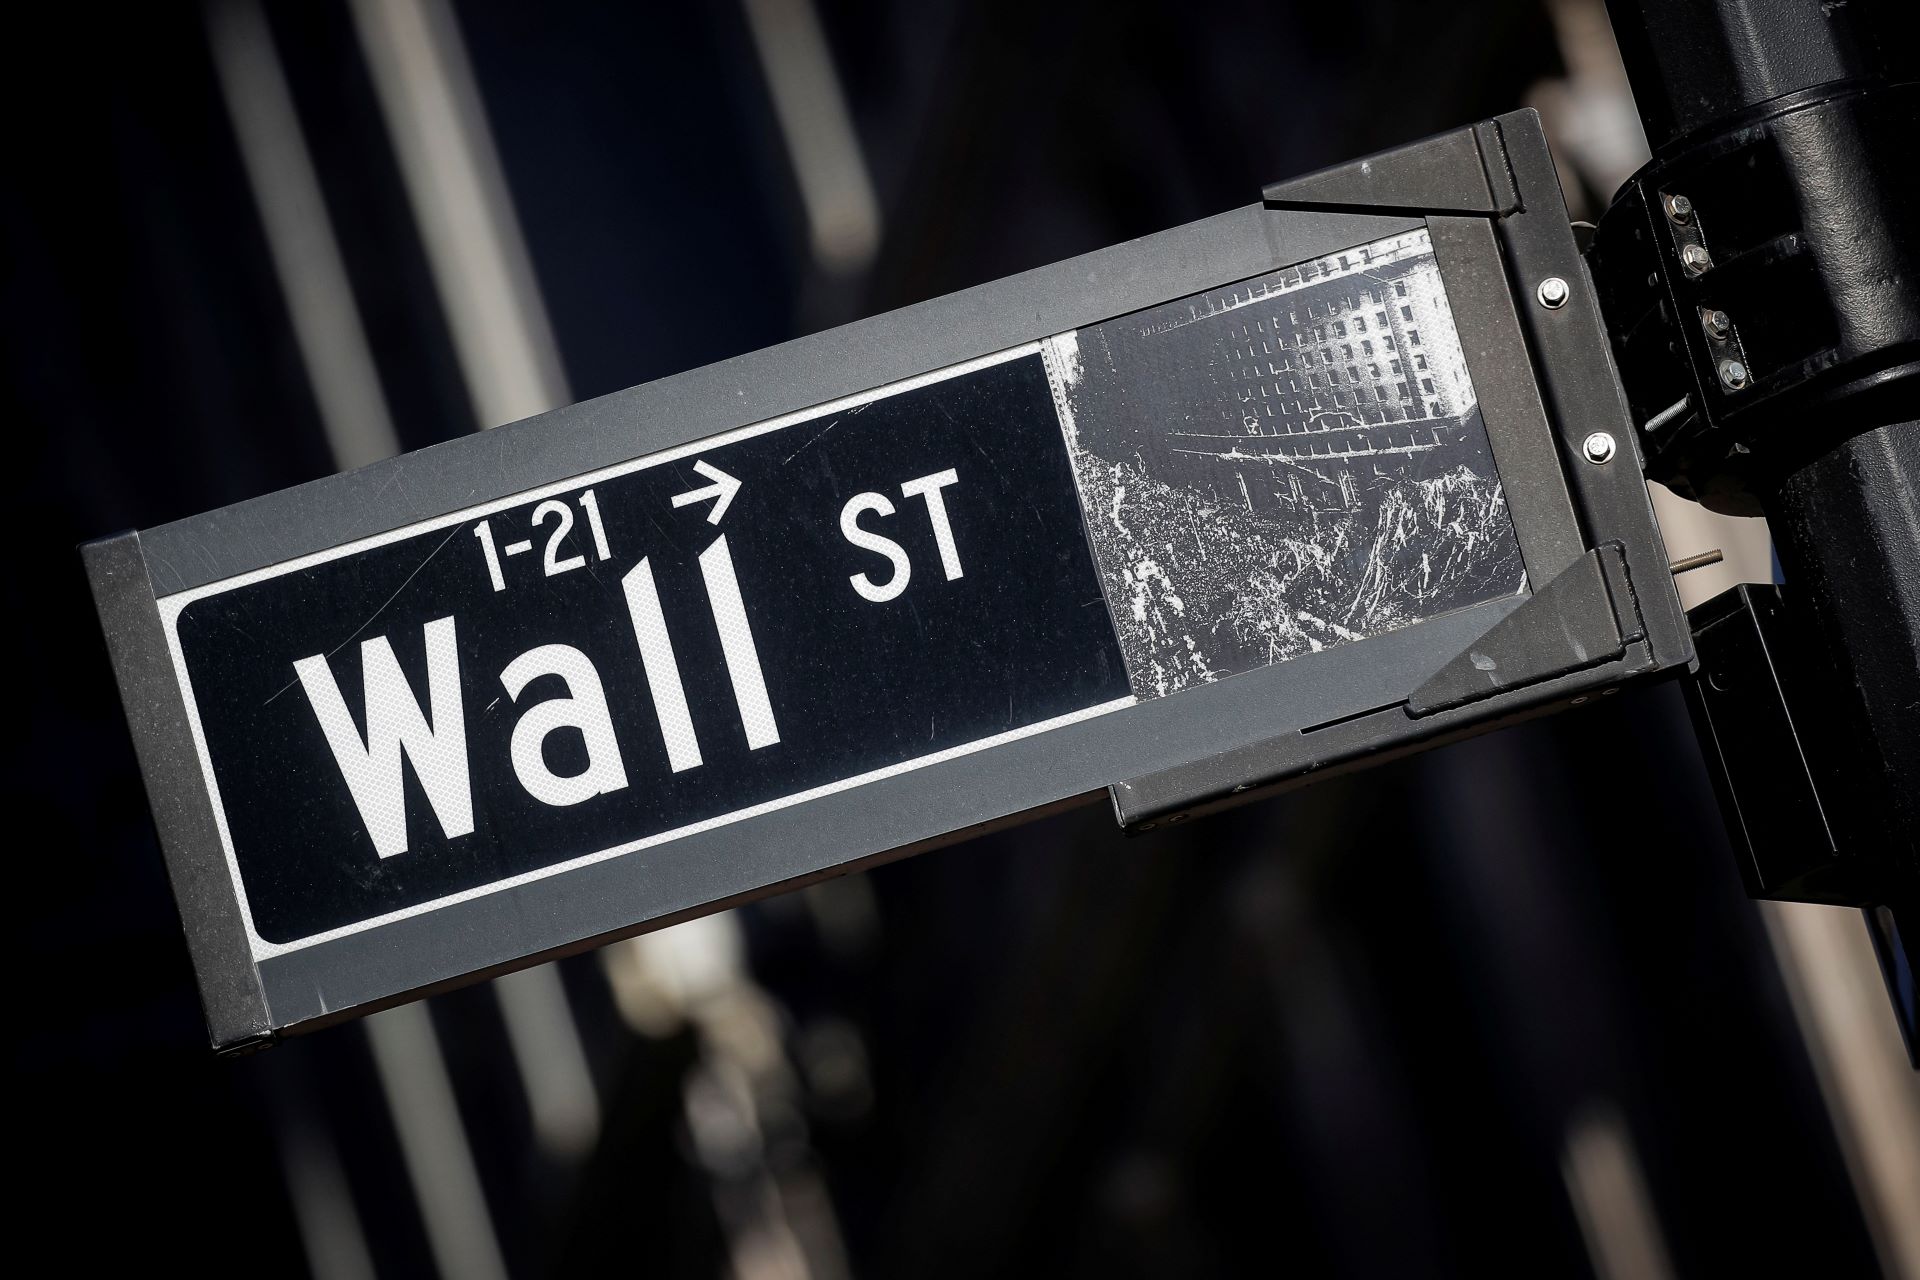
1058, 231, 1524, 697
1190, 236, 1476, 516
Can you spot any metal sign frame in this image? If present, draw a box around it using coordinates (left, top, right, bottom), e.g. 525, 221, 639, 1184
84, 109, 1690, 1052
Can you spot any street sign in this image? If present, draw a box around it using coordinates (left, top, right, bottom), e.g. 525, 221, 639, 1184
86, 111, 1691, 1050
166, 346, 1129, 952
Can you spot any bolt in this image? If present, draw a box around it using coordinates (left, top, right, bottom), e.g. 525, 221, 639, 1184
1719, 359, 1749, 390
1664, 193, 1693, 224
1536, 276, 1571, 309
1702, 309, 1731, 340
1670, 548, 1726, 575
1681, 243, 1713, 276
1583, 431, 1617, 464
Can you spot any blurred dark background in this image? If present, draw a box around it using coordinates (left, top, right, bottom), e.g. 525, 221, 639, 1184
7, 0, 1916, 1276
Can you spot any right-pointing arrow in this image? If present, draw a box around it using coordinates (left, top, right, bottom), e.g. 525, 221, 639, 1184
670, 459, 741, 525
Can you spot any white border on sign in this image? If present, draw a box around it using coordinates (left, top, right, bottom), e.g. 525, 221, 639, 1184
157, 341, 1136, 961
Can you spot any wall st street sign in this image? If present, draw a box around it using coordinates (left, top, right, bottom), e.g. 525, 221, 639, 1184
86, 114, 1689, 1050
167, 347, 1131, 952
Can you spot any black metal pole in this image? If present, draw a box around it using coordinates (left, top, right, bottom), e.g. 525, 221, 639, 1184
1598, 0, 1919, 1048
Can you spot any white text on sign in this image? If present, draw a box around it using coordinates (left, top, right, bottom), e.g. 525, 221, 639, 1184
293, 466, 968, 857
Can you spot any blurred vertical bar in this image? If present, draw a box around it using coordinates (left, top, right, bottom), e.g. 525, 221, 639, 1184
366, 1006, 511, 1280
205, 0, 400, 470
275, 1110, 379, 1280
346, 0, 568, 428
1762, 902, 1920, 1278
493, 965, 602, 1159
739, 0, 882, 276
1559, 1103, 1676, 1280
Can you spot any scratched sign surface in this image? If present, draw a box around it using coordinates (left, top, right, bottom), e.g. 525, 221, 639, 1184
158, 229, 1520, 958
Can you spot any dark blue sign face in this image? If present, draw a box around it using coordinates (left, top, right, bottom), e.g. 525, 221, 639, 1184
170, 350, 1130, 946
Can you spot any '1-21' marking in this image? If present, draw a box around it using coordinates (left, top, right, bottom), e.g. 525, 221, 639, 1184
473, 489, 612, 592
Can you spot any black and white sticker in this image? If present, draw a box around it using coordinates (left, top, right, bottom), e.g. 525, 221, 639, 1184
161, 228, 1522, 957
1052, 227, 1524, 696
